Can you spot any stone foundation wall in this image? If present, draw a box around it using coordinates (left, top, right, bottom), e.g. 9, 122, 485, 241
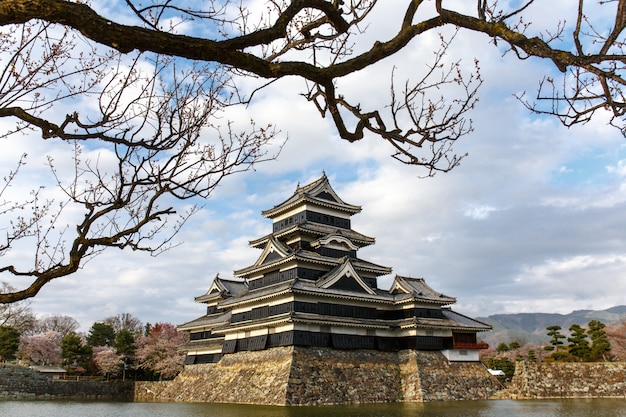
144, 346, 502, 405
286, 347, 403, 405
0, 365, 133, 401
134, 381, 170, 402
139, 346, 293, 405
505, 361, 626, 399
405, 350, 504, 401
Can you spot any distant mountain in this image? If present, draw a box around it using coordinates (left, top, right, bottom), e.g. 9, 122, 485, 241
477, 306, 626, 347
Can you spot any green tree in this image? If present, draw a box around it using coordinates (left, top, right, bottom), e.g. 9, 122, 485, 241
545, 325, 565, 350
568, 324, 590, 361
497, 357, 509, 374
115, 328, 137, 381
144, 323, 153, 337
588, 320, 611, 361
115, 329, 136, 357
508, 341, 521, 351
483, 356, 515, 379
0, 326, 21, 361
527, 349, 537, 363
545, 325, 567, 361
495, 342, 510, 354
61, 332, 92, 371
86, 323, 116, 347
2, 1, 626, 303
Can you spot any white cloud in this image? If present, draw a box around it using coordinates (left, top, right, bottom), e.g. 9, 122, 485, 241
607, 159, 626, 178
463, 205, 500, 220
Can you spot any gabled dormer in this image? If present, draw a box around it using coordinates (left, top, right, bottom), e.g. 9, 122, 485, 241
310, 232, 359, 258
195, 275, 247, 302
254, 236, 293, 267
389, 276, 456, 305
317, 259, 377, 295
234, 237, 292, 276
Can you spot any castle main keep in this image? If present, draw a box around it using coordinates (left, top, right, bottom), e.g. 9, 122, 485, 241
172, 174, 500, 405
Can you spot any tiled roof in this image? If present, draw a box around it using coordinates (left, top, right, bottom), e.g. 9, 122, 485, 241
195, 277, 248, 302
261, 174, 362, 218
178, 338, 224, 352
234, 249, 391, 277
441, 308, 492, 331
219, 278, 248, 295
177, 311, 232, 330
390, 276, 456, 304
316, 258, 378, 295
217, 280, 296, 308
249, 222, 375, 249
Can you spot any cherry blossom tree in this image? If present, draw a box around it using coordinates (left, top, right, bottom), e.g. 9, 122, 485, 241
93, 346, 124, 379
136, 322, 187, 379
19, 330, 62, 365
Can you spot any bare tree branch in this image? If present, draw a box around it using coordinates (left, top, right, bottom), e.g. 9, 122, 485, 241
0, 0, 625, 302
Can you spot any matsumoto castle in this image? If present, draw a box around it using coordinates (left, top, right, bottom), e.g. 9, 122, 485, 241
179, 174, 491, 364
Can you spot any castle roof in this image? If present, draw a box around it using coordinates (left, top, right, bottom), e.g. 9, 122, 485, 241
177, 310, 232, 331
440, 309, 492, 331
389, 276, 456, 305
249, 222, 375, 249
233, 248, 392, 278
211, 271, 464, 311
262, 173, 361, 218
194, 276, 248, 303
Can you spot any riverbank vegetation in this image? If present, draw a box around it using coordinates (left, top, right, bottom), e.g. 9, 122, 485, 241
0, 285, 186, 380
482, 320, 620, 379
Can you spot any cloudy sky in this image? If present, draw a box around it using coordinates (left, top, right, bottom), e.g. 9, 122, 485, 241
4, 1, 626, 332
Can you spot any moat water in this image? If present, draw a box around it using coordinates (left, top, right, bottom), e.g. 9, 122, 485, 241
1, 399, 625, 417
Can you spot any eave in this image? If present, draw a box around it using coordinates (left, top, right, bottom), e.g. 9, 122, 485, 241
214, 313, 293, 334
235, 248, 392, 279
262, 195, 362, 219
178, 338, 224, 353
217, 281, 295, 309
249, 223, 375, 249
177, 312, 231, 331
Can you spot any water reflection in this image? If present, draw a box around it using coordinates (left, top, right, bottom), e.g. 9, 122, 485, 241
1, 399, 625, 417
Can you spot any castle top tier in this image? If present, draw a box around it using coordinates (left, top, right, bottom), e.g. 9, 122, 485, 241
236, 174, 389, 289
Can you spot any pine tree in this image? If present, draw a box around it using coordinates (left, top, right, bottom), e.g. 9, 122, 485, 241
568, 324, 590, 361
86, 323, 116, 347
496, 342, 510, 354
61, 332, 93, 371
588, 320, 611, 361
0, 326, 21, 361
545, 325, 567, 361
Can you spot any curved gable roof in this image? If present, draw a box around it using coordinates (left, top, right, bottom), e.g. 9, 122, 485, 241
390, 275, 456, 304
254, 235, 293, 267
310, 233, 359, 251
317, 259, 377, 295
262, 173, 361, 218
249, 222, 375, 249
195, 275, 248, 303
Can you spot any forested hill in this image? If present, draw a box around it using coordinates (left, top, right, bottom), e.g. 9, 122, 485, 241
477, 306, 626, 346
